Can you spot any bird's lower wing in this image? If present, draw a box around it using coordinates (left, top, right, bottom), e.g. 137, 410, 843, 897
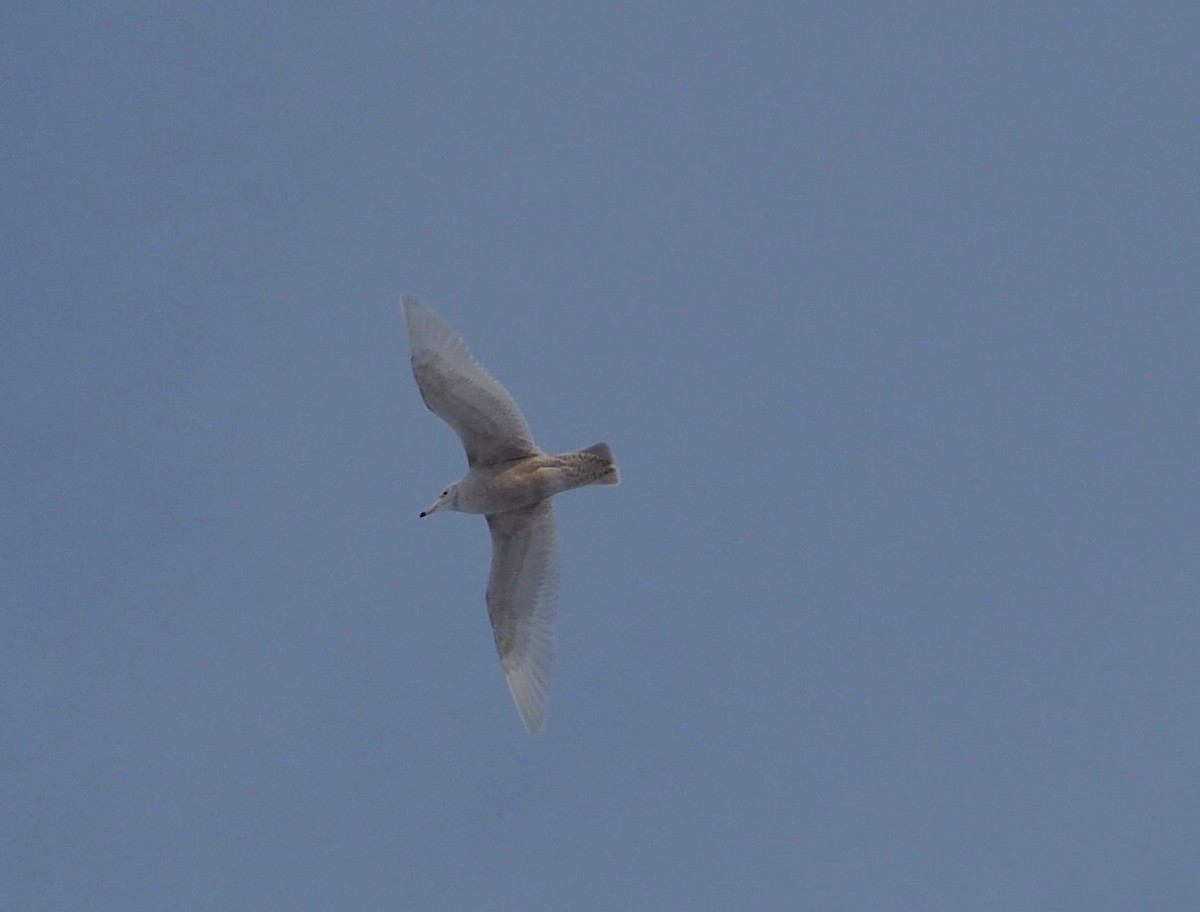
485, 501, 558, 733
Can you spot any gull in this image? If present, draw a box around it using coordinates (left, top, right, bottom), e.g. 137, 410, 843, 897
402, 296, 619, 733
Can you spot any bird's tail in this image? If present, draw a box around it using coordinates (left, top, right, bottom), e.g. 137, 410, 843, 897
580, 441, 620, 485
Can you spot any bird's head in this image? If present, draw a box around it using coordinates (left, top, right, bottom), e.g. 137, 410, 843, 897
420, 483, 459, 517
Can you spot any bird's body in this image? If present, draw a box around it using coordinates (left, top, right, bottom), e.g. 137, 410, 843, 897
402, 296, 618, 733
448, 443, 619, 515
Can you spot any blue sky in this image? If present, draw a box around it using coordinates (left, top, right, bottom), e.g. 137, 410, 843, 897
3, 3, 1198, 909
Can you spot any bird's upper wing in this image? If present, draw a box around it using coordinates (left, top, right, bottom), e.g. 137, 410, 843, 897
485, 501, 558, 734
402, 296, 539, 468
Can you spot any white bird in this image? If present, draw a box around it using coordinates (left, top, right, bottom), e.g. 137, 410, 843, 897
402, 296, 619, 733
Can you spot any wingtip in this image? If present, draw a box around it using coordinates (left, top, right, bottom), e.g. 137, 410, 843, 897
401, 295, 436, 346
504, 664, 550, 735
400, 294, 422, 322
521, 713, 546, 736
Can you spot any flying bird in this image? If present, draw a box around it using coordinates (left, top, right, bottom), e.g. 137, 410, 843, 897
402, 296, 619, 733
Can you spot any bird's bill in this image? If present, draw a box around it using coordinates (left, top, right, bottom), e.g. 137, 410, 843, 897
419, 496, 447, 518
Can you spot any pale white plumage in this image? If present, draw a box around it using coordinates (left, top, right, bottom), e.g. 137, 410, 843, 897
486, 502, 558, 733
402, 296, 618, 733
402, 299, 537, 467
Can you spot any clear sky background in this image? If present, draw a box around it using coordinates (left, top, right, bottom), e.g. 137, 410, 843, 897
3, 3, 1198, 909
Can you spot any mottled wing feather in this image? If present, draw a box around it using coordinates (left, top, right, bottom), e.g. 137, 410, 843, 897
485, 501, 558, 733
402, 296, 539, 467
